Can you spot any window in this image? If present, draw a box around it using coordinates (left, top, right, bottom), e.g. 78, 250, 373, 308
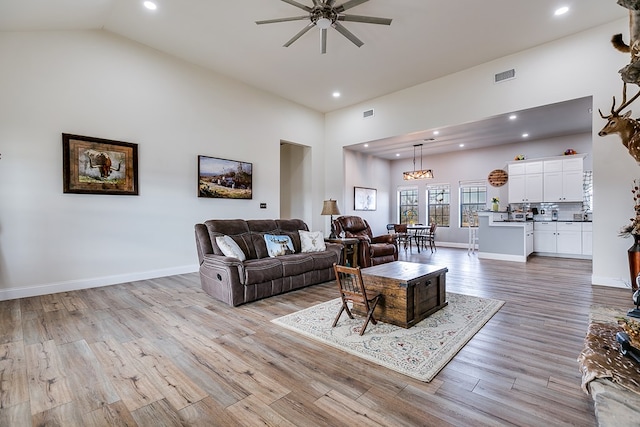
427, 184, 450, 227
398, 188, 418, 224
460, 183, 487, 227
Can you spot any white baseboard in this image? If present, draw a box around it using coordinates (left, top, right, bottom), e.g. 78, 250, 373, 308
477, 252, 527, 263
591, 275, 632, 289
0, 264, 200, 301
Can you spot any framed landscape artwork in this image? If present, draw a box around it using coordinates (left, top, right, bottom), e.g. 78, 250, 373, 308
354, 186, 376, 211
62, 133, 138, 195
198, 155, 252, 199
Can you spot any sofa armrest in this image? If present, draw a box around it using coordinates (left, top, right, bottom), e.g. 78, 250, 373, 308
371, 235, 394, 244
200, 254, 246, 306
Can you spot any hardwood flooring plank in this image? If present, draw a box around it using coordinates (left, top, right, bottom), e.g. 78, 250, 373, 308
0, 341, 29, 409
82, 400, 138, 427
25, 340, 73, 415
0, 401, 30, 426
89, 336, 164, 412
178, 396, 245, 427
130, 398, 183, 427
0, 300, 23, 344
121, 338, 207, 411
226, 394, 297, 427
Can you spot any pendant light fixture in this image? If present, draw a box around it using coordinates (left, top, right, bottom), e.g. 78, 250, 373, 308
403, 143, 434, 180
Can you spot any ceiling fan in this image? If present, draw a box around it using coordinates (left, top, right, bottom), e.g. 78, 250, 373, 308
256, 0, 392, 54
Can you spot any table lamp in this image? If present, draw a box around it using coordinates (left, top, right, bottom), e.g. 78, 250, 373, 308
321, 199, 341, 238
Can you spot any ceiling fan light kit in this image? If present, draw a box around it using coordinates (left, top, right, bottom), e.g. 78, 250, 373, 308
256, 0, 392, 54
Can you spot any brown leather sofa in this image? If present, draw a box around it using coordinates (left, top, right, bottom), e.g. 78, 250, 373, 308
332, 216, 397, 267
194, 218, 342, 306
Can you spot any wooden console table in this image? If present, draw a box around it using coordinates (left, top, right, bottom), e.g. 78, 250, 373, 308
324, 237, 359, 267
359, 261, 448, 328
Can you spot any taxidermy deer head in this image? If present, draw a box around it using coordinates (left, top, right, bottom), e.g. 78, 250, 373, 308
599, 84, 640, 163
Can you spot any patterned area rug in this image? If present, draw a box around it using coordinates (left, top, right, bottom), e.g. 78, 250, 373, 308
271, 293, 504, 382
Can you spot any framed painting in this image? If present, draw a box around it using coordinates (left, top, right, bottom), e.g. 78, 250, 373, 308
62, 133, 138, 195
354, 186, 376, 211
198, 155, 252, 199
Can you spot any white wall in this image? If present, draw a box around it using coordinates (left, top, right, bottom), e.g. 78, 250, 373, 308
326, 19, 636, 288
0, 30, 325, 298
342, 151, 391, 235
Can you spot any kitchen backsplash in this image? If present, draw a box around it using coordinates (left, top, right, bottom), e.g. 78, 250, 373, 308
509, 201, 590, 221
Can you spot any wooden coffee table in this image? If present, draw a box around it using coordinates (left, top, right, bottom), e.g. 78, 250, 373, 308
358, 261, 448, 328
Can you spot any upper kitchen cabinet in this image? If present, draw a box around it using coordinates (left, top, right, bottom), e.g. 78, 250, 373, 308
508, 155, 585, 204
543, 156, 585, 202
508, 161, 543, 203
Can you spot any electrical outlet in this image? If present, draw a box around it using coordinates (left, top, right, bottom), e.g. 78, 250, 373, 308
260, 203, 267, 209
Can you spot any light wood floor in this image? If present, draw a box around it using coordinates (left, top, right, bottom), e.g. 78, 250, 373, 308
0, 248, 631, 426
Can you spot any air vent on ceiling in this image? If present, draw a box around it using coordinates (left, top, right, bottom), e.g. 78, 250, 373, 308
363, 109, 374, 118
494, 68, 516, 83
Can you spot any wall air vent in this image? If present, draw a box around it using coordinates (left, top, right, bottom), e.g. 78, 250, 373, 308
494, 68, 516, 83
363, 109, 374, 118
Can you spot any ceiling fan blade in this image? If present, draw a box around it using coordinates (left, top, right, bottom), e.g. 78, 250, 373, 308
334, 0, 368, 13
338, 14, 392, 25
312, 0, 322, 6
256, 15, 309, 25
321, 28, 327, 54
280, 0, 313, 12
283, 23, 314, 47
326, 0, 337, 6
334, 22, 363, 47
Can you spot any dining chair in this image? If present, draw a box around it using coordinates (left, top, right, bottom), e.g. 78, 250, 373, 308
332, 263, 381, 335
393, 223, 411, 251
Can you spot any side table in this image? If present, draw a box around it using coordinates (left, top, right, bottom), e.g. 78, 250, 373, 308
324, 237, 359, 267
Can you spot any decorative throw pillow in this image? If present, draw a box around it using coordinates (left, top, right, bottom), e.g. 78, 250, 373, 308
299, 230, 326, 253
264, 234, 295, 257
215, 235, 246, 261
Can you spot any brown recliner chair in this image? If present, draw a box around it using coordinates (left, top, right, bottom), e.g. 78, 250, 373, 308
332, 216, 398, 267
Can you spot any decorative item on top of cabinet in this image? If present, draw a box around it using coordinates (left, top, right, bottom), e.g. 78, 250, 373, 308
487, 169, 508, 187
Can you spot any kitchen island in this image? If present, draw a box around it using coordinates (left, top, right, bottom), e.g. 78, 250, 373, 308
477, 212, 533, 262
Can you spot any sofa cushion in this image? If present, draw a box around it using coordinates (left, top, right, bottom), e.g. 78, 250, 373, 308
242, 258, 283, 285
299, 230, 326, 252
264, 234, 295, 257
280, 253, 315, 277
370, 242, 396, 257
215, 235, 246, 261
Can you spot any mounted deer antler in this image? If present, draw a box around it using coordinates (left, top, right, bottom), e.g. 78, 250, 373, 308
599, 83, 640, 163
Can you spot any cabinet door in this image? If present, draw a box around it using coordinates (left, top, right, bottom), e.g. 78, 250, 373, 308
534, 230, 556, 252
557, 230, 582, 254
508, 162, 526, 175
562, 169, 584, 202
526, 173, 543, 202
508, 174, 526, 202
526, 230, 534, 256
582, 231, 592, 255
543, 171, 563, 202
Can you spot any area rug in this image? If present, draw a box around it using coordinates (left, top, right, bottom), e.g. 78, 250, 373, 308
271, 292, 504, 382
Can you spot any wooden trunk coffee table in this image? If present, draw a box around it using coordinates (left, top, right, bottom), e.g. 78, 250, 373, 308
357, 261, 448, 328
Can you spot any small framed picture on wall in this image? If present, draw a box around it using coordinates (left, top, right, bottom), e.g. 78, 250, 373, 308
354, 186, 376, 211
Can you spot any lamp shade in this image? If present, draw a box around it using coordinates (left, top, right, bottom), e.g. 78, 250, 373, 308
321, 199, 341, 216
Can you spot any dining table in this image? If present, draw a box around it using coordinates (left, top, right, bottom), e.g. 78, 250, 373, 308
406, 224, 431, 253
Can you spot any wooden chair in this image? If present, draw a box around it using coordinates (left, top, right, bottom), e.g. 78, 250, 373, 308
393, 223, 411, 251
332, 263, 381, 335
413, 223, 437, 253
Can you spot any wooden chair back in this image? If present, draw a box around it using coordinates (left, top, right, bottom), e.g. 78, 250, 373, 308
332, 263, 381, 335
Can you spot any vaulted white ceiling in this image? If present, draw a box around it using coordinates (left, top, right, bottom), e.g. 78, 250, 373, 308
0, 0, 627, 155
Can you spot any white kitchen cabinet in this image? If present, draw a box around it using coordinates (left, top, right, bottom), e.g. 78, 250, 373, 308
525, 222, 534, 256
533, 222, 557, 253
543, 157, 584, 202
508, 161, 543, 203
556, 222, 582, 254
582, 222, 592, 256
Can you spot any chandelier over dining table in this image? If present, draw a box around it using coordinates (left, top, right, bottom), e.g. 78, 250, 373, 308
403, 143, 434, 180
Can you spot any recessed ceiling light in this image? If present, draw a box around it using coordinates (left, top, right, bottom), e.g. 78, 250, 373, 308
364, 143, 369, 148
433, 131, 440, 135
554, 6, 569, 16
459, 144, 465, 147
522, 133, 529, 138
509, 114, 517, 120
144, 1, 157, 10
396, 153, 400, 157
332, 91, 341, 98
